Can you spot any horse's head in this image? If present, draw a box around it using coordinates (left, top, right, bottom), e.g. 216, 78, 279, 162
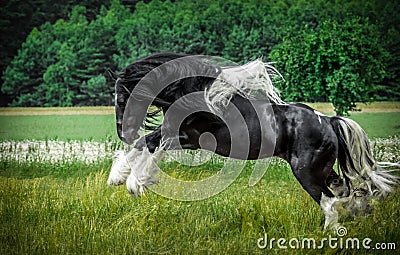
109, 53, 191, 144
109, 70, 141, 143
110, 53, 223, 144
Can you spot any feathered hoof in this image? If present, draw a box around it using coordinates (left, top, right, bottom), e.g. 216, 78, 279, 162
126, 172, 152, 197
107, 150, 132, 186
107, 172, 128, 186
126, 173, 143, 197
342, 189, 373, 218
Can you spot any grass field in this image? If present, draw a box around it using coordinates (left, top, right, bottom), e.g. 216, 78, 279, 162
0, 115, 118, 141
1, 103, 399, 141
0, 105, 399, 254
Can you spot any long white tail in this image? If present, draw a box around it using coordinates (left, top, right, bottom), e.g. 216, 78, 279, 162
330, 116, 398, 198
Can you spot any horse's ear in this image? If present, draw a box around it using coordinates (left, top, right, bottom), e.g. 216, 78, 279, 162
108, 70, 118, 81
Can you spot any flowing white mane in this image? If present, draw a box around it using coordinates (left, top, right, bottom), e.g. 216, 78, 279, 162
205, 59, 286, 114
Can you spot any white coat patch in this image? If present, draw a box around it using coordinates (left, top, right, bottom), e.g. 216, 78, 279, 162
314, 110, 326, 124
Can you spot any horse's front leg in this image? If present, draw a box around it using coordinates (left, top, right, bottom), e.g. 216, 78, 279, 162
124, 128, 167, 197
109, 126, 198, 197
107, 128, 162, 193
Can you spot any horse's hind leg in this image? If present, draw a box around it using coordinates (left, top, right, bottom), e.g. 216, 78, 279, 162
326, 170, 350, 198
289, 152, 340, 230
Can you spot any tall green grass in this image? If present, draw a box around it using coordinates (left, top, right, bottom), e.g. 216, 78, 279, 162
1, 158, 399, 254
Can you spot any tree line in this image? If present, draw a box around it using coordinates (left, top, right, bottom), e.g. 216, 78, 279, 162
1, 0, 399, 115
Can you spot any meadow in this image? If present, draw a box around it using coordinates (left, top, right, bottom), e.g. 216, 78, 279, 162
0, 105, 399, 254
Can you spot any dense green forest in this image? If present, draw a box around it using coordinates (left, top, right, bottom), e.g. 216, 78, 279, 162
1, 0, 399, 114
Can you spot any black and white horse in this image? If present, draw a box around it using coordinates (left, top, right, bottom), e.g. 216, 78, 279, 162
107, 53, 397, 229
